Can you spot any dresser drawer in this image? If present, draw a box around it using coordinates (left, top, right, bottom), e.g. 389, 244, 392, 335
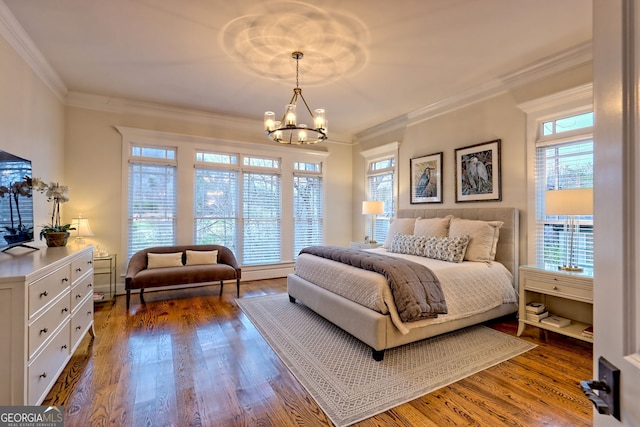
71, 296, 94, 350
71, 251, 94, 283
28, 320, 70, 405
70, 273, 93, 312
28, 291, 71, 359
28, 265, 71, 319
522, 273, 592, 302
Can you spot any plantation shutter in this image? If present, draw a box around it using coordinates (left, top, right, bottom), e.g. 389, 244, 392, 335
293, 173, 323, 257
127, 162, 176, 259
243, 171, 281, 265
194, 167, 239, 252
535, 138, 594, 269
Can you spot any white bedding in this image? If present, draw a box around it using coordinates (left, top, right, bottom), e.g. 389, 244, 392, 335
294, 248, 517, 335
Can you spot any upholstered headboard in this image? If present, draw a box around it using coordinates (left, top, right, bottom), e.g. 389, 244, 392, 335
396, 207, 519, 282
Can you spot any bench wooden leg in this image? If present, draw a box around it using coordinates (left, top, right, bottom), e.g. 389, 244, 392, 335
126, 290, 130, 309
236, 278, 240, 298
219, 280, 224, 296
139, 288, 145, 305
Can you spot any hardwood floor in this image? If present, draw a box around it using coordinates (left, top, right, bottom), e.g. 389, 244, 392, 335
44, 278, 593, 426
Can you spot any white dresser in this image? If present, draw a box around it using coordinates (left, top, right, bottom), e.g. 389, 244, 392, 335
0, 245, 94, 405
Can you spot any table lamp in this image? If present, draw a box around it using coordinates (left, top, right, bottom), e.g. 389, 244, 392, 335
362, 201, 384, 243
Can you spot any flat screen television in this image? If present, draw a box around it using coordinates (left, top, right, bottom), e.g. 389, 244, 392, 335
0, 150, 36, 251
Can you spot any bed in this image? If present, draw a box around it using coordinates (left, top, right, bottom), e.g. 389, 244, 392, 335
287, 207, 519, 360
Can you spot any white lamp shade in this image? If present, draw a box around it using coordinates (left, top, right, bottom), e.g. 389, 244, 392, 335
362, 201, 384, 215
71, 217, 95, 237
545, 188, 593, 216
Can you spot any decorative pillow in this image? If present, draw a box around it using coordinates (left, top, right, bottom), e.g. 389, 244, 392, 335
382, 217, 420, 248
448, 218, 503, 261
413, 216, 453, 238
389, 234, 426, 256
418, 236, 470, 263
185, 250, 218, 266
147, 252, 183, 269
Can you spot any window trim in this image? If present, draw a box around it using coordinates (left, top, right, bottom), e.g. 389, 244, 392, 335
116, 126, 329, 268
518, 83, 593, 263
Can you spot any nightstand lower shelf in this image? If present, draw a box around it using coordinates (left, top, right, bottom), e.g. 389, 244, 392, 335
519, 319, 592, 343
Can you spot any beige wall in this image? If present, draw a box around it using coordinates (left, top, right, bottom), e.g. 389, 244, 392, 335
352, 64, 592, 264
0, 35, 65, 244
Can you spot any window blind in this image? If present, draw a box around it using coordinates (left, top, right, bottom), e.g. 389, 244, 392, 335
535, 139, 594, 269
243, 171, 281, 265
194, 167, 239, 252
127, 163, 176, 259
293, 173, 323, 257
366, 157, 395, 243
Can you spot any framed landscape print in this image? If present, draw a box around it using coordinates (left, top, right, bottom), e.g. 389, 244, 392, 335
410, 152, 443, 204
454, 139, 501, 202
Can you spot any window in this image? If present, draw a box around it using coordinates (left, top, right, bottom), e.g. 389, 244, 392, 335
535, 112, 594, 269
293, 162, 323, 257
127, 145, 177, 259
195, 151, 282, 266
362, 142, 399, 243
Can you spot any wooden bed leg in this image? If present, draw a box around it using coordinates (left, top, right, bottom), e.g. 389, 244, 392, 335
372, 349, 385, 361
289, 295, 296, 303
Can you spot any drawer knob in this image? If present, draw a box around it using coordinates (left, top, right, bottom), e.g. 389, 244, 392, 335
76, 268, 82, 272
87, 311, 92, 315
88, 260, 93, 265
39, 372, 47, 379
39, 291, 48, 298
76, 326, 82, 330
61, 344, 67, 350
76, 294, 82, 299
40, 327, 48, 334
553, 286, 559, 290
62, 277, 69, 282
62, 307, 68, 313
87, 283, 93, 288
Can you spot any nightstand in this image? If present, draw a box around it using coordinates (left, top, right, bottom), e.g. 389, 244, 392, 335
350, 242, 382, 250
517, 265, 593, 342
93, 253, 117, 304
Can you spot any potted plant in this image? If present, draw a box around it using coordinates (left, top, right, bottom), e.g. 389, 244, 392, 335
31, 178, 75, 247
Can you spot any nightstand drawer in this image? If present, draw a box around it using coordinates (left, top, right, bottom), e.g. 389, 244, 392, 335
522, 273, 592, 302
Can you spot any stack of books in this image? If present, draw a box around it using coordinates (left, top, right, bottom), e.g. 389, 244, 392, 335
582, 325, 594, 338
525, 302, 549, 322
541, 315, 572, 328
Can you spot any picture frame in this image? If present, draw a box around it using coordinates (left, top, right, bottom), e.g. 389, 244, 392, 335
410, 152, 443, 204
454, 139, 501, 202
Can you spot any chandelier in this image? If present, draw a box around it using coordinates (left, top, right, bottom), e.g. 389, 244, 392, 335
264, 51, 327, 144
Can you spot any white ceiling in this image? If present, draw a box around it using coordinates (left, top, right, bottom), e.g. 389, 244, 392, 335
2, 0, 592, 142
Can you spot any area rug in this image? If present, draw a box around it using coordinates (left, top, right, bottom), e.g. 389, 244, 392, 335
237, 294, 535, 427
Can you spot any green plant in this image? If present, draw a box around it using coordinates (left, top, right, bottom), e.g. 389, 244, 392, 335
31, 178, 75, 239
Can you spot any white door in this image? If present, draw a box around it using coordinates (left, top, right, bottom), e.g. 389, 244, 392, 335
593, 1, 640, 425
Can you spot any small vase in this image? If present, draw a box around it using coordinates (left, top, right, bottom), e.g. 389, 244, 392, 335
45, 231, 70, 247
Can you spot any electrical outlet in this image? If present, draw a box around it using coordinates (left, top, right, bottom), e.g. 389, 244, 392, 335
598, 357, 621, 421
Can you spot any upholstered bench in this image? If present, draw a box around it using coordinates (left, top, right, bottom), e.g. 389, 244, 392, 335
125, 244, 241, 308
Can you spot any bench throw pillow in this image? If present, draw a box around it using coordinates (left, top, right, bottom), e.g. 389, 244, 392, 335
185, 249, 218, 266
147, 252, 183, 269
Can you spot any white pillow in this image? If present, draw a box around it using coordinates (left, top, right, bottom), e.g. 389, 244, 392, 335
147, 252, 183, 269
382, 217, 420, 248
185, 249, 218, 266
413, 216, 452, 238
448, 218, 503, 261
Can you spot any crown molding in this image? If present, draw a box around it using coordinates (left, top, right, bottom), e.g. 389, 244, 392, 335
0, 1, 67, 102
356, 41, 593, 141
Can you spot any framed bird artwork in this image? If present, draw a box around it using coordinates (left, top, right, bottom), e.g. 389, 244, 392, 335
410, 152, 443, 204
454, 139, 502, 202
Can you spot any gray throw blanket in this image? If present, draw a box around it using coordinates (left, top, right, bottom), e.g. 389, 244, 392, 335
299, 246, 448, 322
